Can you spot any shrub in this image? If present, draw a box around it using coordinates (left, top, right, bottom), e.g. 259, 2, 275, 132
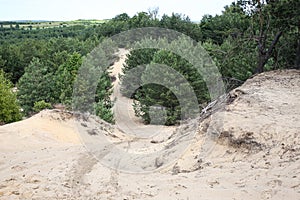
33, 100, 52, 113
0, 70, 22, 124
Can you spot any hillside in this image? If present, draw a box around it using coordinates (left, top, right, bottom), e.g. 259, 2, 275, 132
0, 69, 299, 199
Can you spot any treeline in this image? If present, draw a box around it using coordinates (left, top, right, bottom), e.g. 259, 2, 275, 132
0, 0, 299, 125
121, 0, 300, 125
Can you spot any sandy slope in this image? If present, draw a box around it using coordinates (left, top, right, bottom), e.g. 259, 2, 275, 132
0, 49, 299, 199
110, 49, 176, 138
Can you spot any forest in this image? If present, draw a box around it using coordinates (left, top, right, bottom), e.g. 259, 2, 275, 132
0, 0, 299, 125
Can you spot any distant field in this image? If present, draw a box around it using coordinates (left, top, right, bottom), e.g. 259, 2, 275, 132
0, 19, 109, 30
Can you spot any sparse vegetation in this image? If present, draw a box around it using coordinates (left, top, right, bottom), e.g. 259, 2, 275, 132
33, 100, 52, 113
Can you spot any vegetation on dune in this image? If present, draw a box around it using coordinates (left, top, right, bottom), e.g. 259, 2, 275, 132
0, 0, 299, 125
33, 100, 52, 113
0, 70, 22, 124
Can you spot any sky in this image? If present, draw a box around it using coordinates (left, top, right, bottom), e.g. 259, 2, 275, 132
0, 0, 235, 21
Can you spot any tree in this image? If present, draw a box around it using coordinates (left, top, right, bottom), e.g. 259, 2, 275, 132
112, 13, 130, 22
121, 35, 218, 125
201, 0, 299, 87
132, 49, 209, 125
0, 43, 25, 83
269, 0, 300, 69
238, 0, 300, 73
0, 70, 22, 124
148, 7, 159, 20
160, 13, 201, 41
129, 12, 153, 28
254, 0, 282, 73
55, 52, 82, 106
17, 58, 56, 114
94, 71, 115, 123
200, 3, 250, 44
72, 40, 117, 123
120, 48, 158, 98
203, 36, 257, 90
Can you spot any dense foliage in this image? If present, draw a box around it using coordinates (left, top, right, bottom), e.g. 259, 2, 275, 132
55, 52, 82, 106
135, 50, 209, 125
121, 1, 300, 125
17, 58, 56, 115
0, 0, 299, 125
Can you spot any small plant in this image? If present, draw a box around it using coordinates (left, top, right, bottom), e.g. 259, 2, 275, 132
33, 100, 52, 112
94, 100, 115, 124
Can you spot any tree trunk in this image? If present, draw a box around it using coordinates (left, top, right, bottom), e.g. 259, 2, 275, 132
256, 31, 282, 73
256, 52, 266, 73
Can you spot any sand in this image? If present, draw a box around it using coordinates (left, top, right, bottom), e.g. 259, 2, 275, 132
0, 49, 299, 199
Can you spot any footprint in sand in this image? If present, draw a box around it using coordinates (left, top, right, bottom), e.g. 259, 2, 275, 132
267, 179, 282, 188
25, 174, 42, 184
260, 189, 273, 199
11, 165, 27, 172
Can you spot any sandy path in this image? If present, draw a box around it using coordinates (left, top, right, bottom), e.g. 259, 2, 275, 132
110, 49, 176, 139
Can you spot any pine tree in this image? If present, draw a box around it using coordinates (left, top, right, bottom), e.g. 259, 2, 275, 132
55, 52, 82, 106
133, 50, 209, 125
17, 58, 56, 114
72, 39, 117, 123
120, 48, 157, 98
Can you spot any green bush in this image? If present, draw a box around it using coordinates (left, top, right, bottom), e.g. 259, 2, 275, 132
0, 70, 22, 124
94, 100, 115, 124
33, 100, 52, 113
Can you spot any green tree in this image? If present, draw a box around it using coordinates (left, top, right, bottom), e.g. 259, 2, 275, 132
55, 52, 82, 106
129, 12, 153, 28
238, 0, 300, 72
94, 71, 115, 123
203, 36, 256, 90
121, 36, 217, 125
120, 48, 158, 98
200, 3, 250, 44
17, 58, 56, 114
160, 13, 201, 41
72, 40, 117, 123
0, 70, 22, 124
133, 50, 209, 125
113, 13, 130, 22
